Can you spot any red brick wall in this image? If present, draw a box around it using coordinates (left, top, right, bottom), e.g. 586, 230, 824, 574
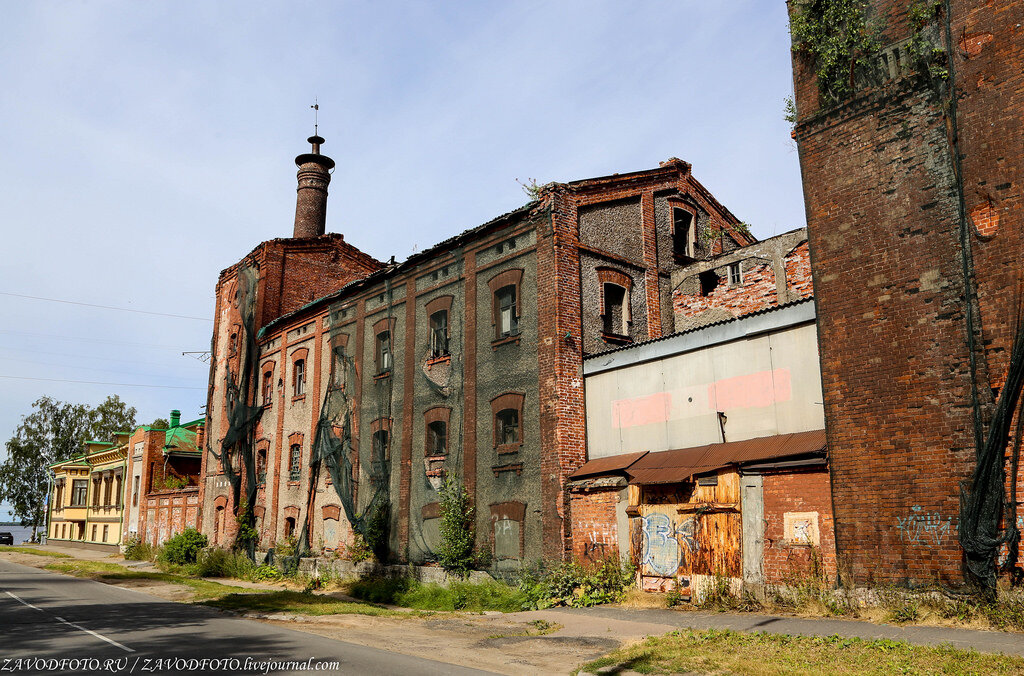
762, 469, 837, 584
672, 237, 812, 323
791, 0, 1023, 586
569, 487, 620, 564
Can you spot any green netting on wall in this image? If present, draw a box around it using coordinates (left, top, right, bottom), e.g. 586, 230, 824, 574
215, 264, 264, 558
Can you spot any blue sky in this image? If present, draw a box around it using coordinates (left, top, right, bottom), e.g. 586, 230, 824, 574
0, 1, 803, 521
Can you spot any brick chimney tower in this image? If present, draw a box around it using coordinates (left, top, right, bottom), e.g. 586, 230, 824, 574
292, 135, 335, 238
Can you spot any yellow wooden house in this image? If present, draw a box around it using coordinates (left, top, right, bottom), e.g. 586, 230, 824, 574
48, 434, 129, 552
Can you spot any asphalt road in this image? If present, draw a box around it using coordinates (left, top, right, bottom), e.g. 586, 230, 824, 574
0, 559, 495, 675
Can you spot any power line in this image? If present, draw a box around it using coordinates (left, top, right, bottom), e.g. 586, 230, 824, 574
0, 329, 185, 350
0, 375, 204, 390
0, 292, 212, 322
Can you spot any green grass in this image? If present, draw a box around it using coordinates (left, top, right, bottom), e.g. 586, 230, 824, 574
0, 546, 71, 558
579, 629, 1024, 675
349, 576, 528, 612
203, 590, 404, 616
43, 561, 254, 601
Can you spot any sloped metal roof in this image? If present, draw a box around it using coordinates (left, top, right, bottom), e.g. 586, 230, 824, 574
568, 450, 648, 480
623, 429, 827, 485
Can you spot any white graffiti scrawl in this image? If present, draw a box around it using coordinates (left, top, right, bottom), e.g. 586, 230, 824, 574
641, 513, 699, 576
896, 506, 952, 545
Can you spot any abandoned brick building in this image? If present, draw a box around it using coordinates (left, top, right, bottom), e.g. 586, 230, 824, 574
790, 0, 1023, 587
124, 410, 204, 548
568, 228, 834, 597
199, 134, 753, 566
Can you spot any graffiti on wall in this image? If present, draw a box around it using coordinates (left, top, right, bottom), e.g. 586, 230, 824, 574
641, 512, 699, 576
579, 521, 617, 561
896, 506, 952, 545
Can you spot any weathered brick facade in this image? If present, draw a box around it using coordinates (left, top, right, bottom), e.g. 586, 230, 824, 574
762, 468, 837, 584
200, 141, 749, 564
791, 0, 1023, 586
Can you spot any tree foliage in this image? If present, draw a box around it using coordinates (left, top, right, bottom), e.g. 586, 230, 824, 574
437, 476, 476, 578
0, 395, 137, 540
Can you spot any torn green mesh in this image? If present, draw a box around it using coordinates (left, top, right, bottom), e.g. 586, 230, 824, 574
215, 264, 264, 559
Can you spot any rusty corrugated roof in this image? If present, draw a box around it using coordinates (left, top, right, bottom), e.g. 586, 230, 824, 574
625, 429, 826, 485
568, 450, 649, 480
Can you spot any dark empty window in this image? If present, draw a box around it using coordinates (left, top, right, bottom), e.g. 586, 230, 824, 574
427, 421, 447, 456
602, 284, 627, 336
370, 430, 389, 486
699, 270, 720, 296
284, 517, 296, 540
132, 476, 139, 506
673, 208, 694, 260
429, 310, 449, 358
376, 331, 392, 374
289, 444, 301, 481
257, 448, 267, 485
496, 409, 519, 446
293, 359, 305, 397
496, 286, 518, 338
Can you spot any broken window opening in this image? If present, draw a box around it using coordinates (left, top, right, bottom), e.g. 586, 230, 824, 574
284, 516, 296, 540
496, 409, 519, 446
673, 208, 695, 260
429, 310, 449, 359
602, 283, 628, 337
496, 286, 518, 338
257, 448, 267, 485
699, 270, 720, 297
427, 420, 447, 456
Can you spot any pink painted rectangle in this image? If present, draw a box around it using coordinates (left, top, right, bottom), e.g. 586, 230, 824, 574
613, 392, 672, 429
709, 368, 791, 410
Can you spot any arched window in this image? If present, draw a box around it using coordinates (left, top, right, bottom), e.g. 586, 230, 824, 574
424, 407, 451, 457
488, 269, 524, 341
425, 296, 453, 360
491, 392, 525, 452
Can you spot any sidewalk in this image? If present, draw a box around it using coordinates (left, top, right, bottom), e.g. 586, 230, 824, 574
24, 541, 124, 561
531, 605, 1024, 658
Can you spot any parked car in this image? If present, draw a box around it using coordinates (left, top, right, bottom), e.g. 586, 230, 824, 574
0, 532, 14, 545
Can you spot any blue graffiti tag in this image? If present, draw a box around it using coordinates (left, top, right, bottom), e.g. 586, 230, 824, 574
641, 513, 700, 576
895, 506, 952, 545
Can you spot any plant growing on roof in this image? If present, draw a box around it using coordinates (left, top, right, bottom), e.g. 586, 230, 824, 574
789, 0, 881, 106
